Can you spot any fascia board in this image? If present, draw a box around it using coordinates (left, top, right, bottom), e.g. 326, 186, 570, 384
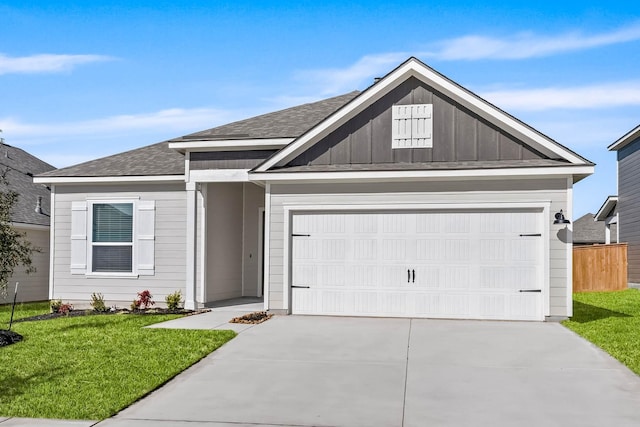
256, 58, 589, 172
594, 196, 618, 221
249, 165, 595, 183
33, 175, 184, 184
168, 138, 293, 153
608, 124, 640, 151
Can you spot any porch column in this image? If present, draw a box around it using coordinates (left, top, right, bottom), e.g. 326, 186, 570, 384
185, 182, 198, 310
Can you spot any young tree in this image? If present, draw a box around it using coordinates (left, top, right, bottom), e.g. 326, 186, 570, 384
0, 131, 35, 298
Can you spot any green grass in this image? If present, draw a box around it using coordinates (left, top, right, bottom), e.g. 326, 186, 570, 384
0, 302, 235, 420
563, 289, 640, 375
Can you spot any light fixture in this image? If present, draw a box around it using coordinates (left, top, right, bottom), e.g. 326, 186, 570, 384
553, 209, 570, 225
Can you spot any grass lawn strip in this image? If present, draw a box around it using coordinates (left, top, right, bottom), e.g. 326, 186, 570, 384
0, 302, 235, 420
562, 289, 640, 376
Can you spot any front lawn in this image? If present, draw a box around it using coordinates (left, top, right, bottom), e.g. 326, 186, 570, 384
0, 302, 235, 420
562, 289, 640, 375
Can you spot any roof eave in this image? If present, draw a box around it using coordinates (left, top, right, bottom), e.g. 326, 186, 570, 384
168, 138, 293, 153
250, 164, 595, 183
608, 124, 640, 151
33, 175, 185, 185
595, 195, 618, 221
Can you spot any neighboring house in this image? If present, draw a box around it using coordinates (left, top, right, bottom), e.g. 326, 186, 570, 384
608, 124, 640, 284
594, 196, 618, 244
573, 212, 618, 245
0, 142, 54, 303
34, 58, 594, 321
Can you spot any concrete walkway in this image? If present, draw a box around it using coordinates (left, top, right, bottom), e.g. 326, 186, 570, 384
93, 316, 640, 427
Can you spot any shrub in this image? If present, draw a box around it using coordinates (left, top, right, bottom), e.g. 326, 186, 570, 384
165, 290, 183, 310
58, 303, 73, 315
51, 300, 73, 315
135, 290, 155, 310
50, 299, 62, 313
130, 299, 140, 311
90, 292, 107, 312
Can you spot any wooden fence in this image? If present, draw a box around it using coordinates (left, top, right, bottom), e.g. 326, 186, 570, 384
573, 243, 627, 292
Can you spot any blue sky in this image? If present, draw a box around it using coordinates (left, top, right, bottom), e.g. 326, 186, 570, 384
1, 1, 640, 217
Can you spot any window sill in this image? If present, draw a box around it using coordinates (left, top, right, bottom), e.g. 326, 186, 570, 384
85, 273, 140, 279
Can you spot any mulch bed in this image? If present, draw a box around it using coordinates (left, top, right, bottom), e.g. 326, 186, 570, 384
0, 329, 23, 347
14, 308, 209, 323
229, 311, 273, 324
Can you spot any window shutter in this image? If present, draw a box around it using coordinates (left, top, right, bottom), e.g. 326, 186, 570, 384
392, 105, 413, 148
136, 200, 155, 275
411, 104, 433, 148
70, 201, 88, 274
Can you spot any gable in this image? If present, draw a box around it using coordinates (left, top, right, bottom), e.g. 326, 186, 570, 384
285, 77, 549, 168
256, 57, 592, 174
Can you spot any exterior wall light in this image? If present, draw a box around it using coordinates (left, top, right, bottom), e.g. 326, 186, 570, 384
553, 209, 571, 225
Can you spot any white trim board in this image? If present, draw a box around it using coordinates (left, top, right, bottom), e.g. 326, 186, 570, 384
189, 169, 249, 183
250, 165, 594, 183
169, 138, 293, 152
256, 58, 590, 172
34, 175, 184, 184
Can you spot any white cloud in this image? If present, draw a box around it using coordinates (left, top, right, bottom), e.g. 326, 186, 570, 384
428, 23, 640, 60
294, 52, 409, 95
291, 23, 640, 96
0, 53, 114, 75
0, 107, 233, 142
480, 81, 640, 111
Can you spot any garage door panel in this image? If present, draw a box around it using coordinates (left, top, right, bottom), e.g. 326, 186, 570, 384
291, 210, 544, 320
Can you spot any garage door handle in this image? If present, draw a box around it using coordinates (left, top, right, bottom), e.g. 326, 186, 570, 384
292, 233, 311, 237
292, 285, 310, 289
412, 269, 415, 283
519, 289, 541, 293
519, 233, 541, 237
407, 269, 410, 283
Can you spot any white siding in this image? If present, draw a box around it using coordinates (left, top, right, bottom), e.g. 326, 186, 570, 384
206, 183, 243, 302
267, 179, 570, 317
2, 228, 50, 303
51, 184, 187, 305
242, 183, 265, 297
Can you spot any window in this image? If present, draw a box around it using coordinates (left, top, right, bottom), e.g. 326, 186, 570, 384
91, 203, 133, 272
392, 104, 433, 149
70, 199, 156, 276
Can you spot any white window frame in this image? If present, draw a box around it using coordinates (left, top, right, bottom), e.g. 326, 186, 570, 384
392, 103, 433, 149
87, 198, 138, 277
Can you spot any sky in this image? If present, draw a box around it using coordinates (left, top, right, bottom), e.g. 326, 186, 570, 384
1, 1, 640, 218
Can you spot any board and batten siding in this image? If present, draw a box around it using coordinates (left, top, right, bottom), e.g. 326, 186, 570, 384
618, 138, 640, 283
52, 184, 187, 304
2, 227, 50, 303
267, 179, 570, 317
287, 77, 546, 168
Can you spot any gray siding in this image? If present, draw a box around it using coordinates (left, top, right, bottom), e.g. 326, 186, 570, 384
267, 179, 570, 317
618, 138, 640, 282
2, 228, 50, 303
51, 184, 187, 305
287, 77, 547, 167
190, 150, 277, 170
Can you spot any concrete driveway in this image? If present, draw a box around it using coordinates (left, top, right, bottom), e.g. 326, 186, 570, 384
98, 316, 640, 427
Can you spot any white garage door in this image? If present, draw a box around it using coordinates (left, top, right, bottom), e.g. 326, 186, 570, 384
291, 210, 544, 320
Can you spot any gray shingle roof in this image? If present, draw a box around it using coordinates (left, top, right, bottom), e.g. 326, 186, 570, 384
38, 91, 361, 178
38, 142, 185, 177
573, 213, 618, 245
171, 91, 361, 141
0, 143, 55, 226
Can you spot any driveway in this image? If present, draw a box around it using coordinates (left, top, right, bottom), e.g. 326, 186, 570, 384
98, 316, 640, 427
